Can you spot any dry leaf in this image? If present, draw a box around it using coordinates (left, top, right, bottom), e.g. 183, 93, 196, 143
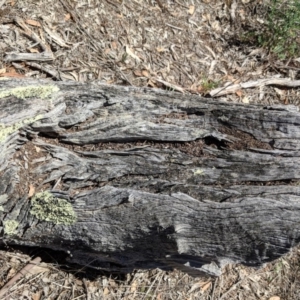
202, 13, 211, 22
68, 71, 79, 81
189, 281, 202, 293
189, 83, 197, 91
156, 47, 166, 52
211, 21, 221, 33
235, 90, 243, 97
111, 41, 118, 49
148, 79, 156, 88
34, 146, 41, 153
188, 5, 195, 15
0, 68, 6, 74
28, 184, 35, 198
156, 292, 163, 300
22, 290, 30, 298
130, 280, 137, 292
269, 297, 280, 300
7, 268, 17, 279
126, 46, 141, 62
201, 281, 211, 292
106, 79, 115, 84
32, 291, 42, 300
25, 19, 41, 27
134, 70, 142, 76
76, 279, 83, 285
43, 27, 70, 48
65, 13, 71, 21
197, 85, 204, 92
29, 48, 39, 53
42, 277, 50, 283
189, 280, 212, 293
242, 96, 249, 104
103, 287, 110, 295
142, 70, 149, 77
224, 75, 236, 82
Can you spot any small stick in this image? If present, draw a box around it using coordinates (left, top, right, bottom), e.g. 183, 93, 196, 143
0, 256, 41, 299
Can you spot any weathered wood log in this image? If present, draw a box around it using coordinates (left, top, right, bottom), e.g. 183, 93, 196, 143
1, 78, 300, 276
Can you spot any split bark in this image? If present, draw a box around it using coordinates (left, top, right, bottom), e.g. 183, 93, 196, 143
1, 78, 300, 277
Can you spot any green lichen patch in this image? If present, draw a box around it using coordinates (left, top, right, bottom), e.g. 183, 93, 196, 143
0, 114, 43, 143
0, 84, 59, 100
30, 191, 77, 225
3, 220, 19, 235
193, 168, 205, 176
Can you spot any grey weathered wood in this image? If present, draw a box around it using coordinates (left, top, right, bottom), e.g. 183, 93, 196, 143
1, 78, 300, 276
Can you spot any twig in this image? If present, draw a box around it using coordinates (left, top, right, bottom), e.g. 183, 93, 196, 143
166, 23, 184, 31
153, 77, 185, 93
25, 61, 61, 79
155, 0, 171, 15
14, 17, 51, 53
209, 77, 300, 97
0, 257, 41, 299
59, 0, 100, 52
219, 277, 244, 300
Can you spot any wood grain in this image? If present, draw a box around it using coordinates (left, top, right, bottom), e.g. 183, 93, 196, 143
1, 78, 300, 276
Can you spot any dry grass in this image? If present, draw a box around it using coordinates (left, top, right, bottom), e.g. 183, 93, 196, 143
1, 0, 300, 299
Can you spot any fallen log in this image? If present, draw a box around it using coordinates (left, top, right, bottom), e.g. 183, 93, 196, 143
1, 78, 300, 277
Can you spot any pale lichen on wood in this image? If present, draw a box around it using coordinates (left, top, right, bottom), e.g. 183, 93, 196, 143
30, 191, 77, 225
0, 84, 59, 100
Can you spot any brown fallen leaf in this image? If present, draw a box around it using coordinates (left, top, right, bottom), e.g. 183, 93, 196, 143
25, 19, 41, 27
201, 281, 211, 292
189, 280, 212, 294
28, 184, 35, 198
236, 90, 243, 97
34, 146, 41, 153
188, 5, 195, 15
65, 13, 71, 21
32, 291, 42, 300
111, 41, 118, 49
126, 45, 141, 62
142, 70, 149, 77
156, 47, 167, 52
134, 70, 142, 77
29, 48, 40, 53
147, 79, 157, 88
